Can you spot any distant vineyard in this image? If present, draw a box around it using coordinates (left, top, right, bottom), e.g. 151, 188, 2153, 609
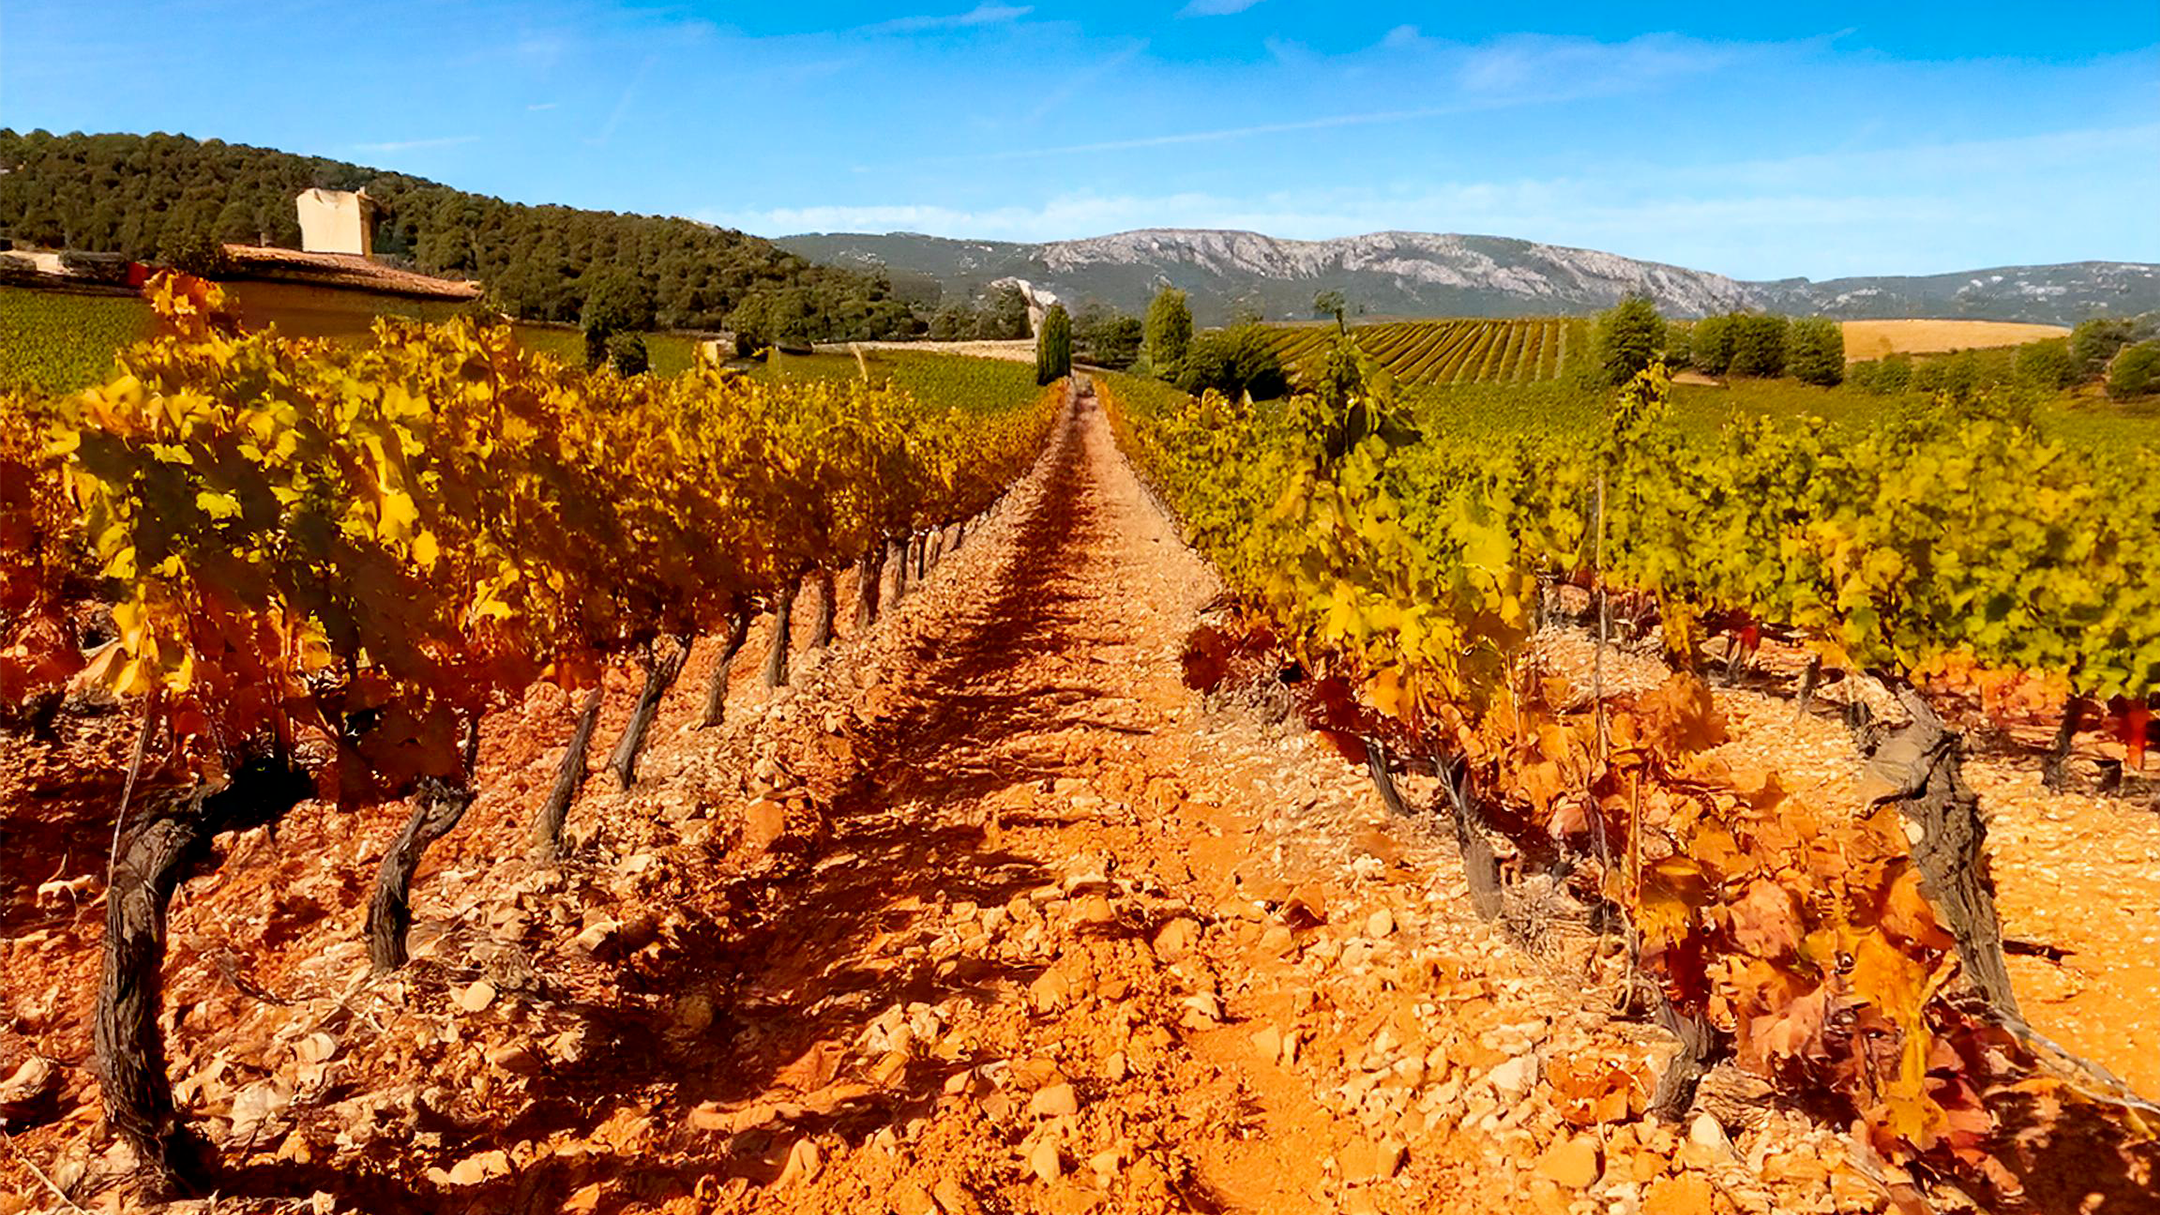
1262, 318, 1589, 387
0, 286, 149, 394
755, 347, 1047, 416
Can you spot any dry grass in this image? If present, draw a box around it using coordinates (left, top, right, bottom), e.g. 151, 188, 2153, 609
1840, 318, 2069, 361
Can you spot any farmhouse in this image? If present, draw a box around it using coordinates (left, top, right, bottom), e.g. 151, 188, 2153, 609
201, 190, 484, 337
296, 187, 378, 256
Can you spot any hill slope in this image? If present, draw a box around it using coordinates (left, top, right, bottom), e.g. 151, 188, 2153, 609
777, 228, 2160, 327
0, 129, 916, 341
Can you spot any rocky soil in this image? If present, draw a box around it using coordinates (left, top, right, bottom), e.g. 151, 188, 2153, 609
2, 385, 2152, 1213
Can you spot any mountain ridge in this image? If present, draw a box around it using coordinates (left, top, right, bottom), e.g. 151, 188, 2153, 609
775, 227, 2160, 327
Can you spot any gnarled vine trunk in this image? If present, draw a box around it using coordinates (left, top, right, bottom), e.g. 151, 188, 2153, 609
608, 633, 693, 789
1794, 654, 1823, 718
2043, 696, 2082, 791
1648, 991, 1715, 1120
810, 568, 836, 650
764, 583, 797, 688
97, 759, 313, 1194
891, 536, 910, 601
365, 776, 478, 973
1722, 634, 1748, 686
853, 547, 883, 630
1364, 738, 1409, 818
532, 683, 605, 857
1435, 753, 1506, 922
697, 612, 754, 729
1870, 688, 2021, 1018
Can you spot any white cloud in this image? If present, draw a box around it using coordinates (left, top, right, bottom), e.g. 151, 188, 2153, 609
525, 102, 558, 111
906, 32, 1773, 165
863, 4, 1032, 33
1179, 0, 1263, 15
352, 135, 479, 153
1452, 33, 1738, 99
925, 104, 1476, 161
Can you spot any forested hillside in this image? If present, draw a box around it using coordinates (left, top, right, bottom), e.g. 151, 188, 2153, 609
0, 130, 919, 342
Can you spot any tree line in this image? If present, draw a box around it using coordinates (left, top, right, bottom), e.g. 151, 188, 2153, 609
1592, 296, 2160, 399
1844, 315, 2160, 400
1592, 297, 1844, 386
0, 128, 919, 345
1117, 287, 1288, 400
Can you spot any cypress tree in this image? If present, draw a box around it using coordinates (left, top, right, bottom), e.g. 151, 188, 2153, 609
1037, 303, 1072, 384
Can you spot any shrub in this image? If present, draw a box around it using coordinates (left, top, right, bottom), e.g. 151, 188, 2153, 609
1092, 316, 1143, 369
607, 331, 649, 376
2071, 317, 2136, 377
1910, 358, 1944, 395
1727, 314, 1790, 378
2108, 340, 2160, 399
155, 226, 229, 277
1663, 322, 1693, 372
1594, 295, 1666, 385
1787, 317, 1844, 386
2014, 338, 2076, 391
1939, 350, 1982, 399
1691, 313, 1735, 375
1073, 304, 1142, 369
1175, 324, 1287, 401
1876, 355, 1912, 394
976, 284, 1031, 340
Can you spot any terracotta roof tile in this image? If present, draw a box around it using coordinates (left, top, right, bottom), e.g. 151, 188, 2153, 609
220, 244, 483, 301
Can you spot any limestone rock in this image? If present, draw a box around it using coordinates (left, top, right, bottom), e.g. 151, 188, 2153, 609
744, 798, 788, 852
1535, 1134, 1602, 1189
1028, 1082, 1078, 1118
1151, 917, 1200, 962
454, 980, 497, 1014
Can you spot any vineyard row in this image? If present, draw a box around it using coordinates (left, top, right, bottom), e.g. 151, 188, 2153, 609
1261, 318, 1587, 388
0, 273, 1065, 1192
1099, 350, 2158, 1205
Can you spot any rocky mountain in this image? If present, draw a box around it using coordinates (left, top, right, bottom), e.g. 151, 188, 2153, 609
775, 228, 2160, 327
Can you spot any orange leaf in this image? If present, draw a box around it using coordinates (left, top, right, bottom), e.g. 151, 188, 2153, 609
1638, 672, 1729, 756
1728, 878, 1803, 958
1879, 863, 1955, 952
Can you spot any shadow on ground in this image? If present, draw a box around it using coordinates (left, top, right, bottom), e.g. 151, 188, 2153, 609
207, 399, 1148, 1212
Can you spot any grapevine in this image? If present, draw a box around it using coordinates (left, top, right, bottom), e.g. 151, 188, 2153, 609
13, 272, 1062, 1190
1102, 342, 2160, 1207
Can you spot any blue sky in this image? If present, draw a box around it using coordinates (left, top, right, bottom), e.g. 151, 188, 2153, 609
2, 1, 2155, 279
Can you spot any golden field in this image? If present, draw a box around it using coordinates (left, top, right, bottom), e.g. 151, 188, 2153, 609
1839, 318, 2069, 360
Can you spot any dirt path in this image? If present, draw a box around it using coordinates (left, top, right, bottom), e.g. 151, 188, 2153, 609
6, 389, 1881, 1214
573, 388, 1875, 1215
